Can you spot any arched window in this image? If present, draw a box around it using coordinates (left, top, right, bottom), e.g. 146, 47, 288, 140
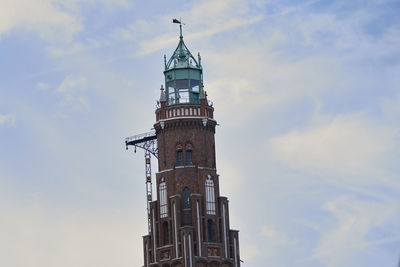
183, 187, 191, 209
163, 221, 169, 245
159, 178, 168, 218
207, 219, 213, 242
205, 175, 216, 215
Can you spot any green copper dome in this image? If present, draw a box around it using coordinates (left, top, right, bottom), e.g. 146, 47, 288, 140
164, 29, 203, 106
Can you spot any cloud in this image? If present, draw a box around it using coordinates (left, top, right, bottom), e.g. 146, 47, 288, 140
112, 19, 159, 42
268, 114, 397, 180
240, 244, 263, 262
260, 226, 297, 246
380, 89, 400, 123
0, 0, 82, 41
55, 0, 130, 12
217, 157, 244, 196
205, 42, 343, 125
0, 114, 15, 125
0, 201, 143, 267
313, 195, 399, 267
201, 0, 400, 126
36, 82, 51, 91
137, 15, 263, 56
111, 0, 264, 56
55, 75, 89, 112
47, 42, 87, 57
46, 38, 105, 57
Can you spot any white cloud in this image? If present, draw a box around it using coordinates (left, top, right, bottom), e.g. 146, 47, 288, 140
137, 15, 263, 56
268, 114, 397, 180
260, 226, 297, 246
47, 42, 87, 57
240, 244, 263, 262
0, 0, 82, 41
206, 43, 343, 125
0, 114, 15, 125
112, 0, 264, 56
55, 0, 130, 12
112, 19, 159, 42
0, 202, 143, 267
46, 38, 104, 57
55, 75, 89, 111
36, 82, 51, 90
313, 195, 399, 267
218, 158, 244, 196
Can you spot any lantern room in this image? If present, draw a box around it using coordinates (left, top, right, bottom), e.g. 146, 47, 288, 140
163, 29, 203, 106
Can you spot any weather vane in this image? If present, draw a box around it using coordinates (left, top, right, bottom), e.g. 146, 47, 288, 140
172, 18, 185, 38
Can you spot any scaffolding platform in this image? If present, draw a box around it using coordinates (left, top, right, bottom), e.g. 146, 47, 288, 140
125, 130, 158, 158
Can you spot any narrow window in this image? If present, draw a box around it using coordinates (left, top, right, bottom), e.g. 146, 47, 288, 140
168, 86, 176, 105
191, 79, 200, 92
186, 150, 193, 165
207, 219, 213, 242
177, 150, 183, 166
176, 80, 189, 103
205, 175, 216, 215
183, 187, 191, 209
163, 221, 169, 245
159, 178, 168, 218
179, 89, 189, 103
190, 80, 200, 104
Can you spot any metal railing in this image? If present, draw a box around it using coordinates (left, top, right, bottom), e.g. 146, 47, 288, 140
125, 130, 156, 144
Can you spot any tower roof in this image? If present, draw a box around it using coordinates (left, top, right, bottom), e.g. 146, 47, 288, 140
164, 24, 201, 70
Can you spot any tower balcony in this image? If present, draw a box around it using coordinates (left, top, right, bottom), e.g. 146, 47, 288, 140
155, 102, 214, 122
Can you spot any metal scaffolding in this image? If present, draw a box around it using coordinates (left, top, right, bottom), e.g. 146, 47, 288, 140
125, 130, 158, 233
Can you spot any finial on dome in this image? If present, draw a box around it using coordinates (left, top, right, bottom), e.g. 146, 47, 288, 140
198, 52, 202, 67
199, 83, 205, 99
160, 85, 166, 102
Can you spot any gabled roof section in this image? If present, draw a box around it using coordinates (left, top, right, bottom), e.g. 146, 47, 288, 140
165, 35, 202, 70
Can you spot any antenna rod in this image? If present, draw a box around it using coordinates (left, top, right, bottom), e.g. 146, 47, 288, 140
172, 18, 184, 38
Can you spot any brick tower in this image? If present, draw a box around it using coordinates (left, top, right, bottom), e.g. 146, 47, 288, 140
128, 23, 241, 267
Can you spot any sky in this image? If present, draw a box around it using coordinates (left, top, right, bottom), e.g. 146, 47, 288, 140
0, 0, 400, 266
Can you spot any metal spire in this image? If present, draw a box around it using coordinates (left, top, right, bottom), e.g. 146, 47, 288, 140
160, 85, 166, 102
172, 18, 184, 39
166, 18, 199, 70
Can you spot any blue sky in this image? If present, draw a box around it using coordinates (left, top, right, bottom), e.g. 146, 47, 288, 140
1, 0, 400, 266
